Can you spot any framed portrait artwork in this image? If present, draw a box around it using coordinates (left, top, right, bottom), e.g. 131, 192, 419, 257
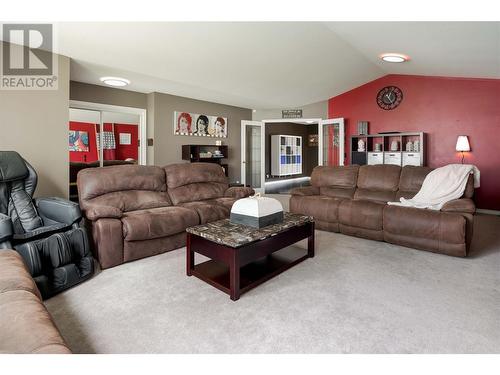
174, 111, 227, 138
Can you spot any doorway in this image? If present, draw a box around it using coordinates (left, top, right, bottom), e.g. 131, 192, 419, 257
241, 118, 344, 194
68, 101, 147, 201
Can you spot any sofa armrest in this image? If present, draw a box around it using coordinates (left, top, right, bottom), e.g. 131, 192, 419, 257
441, 198, 476, 214
225, 186, 255, 199
290, 186, 319, 196
0, 213, 13, 243
35, 197, 82, 225
83, 204, 123, 221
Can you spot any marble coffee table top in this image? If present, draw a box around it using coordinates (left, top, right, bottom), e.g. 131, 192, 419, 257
186, 212, 313, 248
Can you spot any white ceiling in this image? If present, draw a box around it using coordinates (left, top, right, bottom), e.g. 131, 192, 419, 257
54, 22, 500, 109
325, 22, 500, 78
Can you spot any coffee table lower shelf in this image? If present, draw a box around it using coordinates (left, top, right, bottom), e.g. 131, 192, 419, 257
191, 247, 310, 297
187, 220, 314, 300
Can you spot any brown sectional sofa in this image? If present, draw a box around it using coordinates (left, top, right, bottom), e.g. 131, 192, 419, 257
0, 250, 71, 353
77, 163, 254, 269
290, 164, 475, 257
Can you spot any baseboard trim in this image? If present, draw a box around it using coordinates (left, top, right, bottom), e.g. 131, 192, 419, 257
476, 208, 500, 216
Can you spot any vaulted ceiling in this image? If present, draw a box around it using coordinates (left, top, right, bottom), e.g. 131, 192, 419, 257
57, 22, 500, 109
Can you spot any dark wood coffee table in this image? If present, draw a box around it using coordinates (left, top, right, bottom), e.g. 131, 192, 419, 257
186, 212, 314, 301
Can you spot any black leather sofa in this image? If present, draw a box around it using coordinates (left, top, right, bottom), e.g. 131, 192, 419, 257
0, 151, 94, 298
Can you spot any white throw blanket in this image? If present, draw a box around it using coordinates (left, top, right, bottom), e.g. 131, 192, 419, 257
388, 164, 480, 210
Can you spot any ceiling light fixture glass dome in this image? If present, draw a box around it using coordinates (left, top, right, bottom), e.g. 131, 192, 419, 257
100, 77, 131, 87
380, 53, 409, 63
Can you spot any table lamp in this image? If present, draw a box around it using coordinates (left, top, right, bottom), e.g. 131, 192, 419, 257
455, 135, 470, 164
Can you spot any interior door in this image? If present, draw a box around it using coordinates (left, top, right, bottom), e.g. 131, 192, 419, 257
241, 120, 265, 193
318, 118, 345, 166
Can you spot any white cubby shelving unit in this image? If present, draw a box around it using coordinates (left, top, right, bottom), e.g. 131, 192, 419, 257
271, 135, 303, 177
350, 132, 426, 167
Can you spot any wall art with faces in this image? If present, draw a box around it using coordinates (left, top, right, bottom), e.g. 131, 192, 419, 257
174, 111, 228, 138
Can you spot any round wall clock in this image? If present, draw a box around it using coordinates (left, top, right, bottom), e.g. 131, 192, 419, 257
376, 86, 403, 110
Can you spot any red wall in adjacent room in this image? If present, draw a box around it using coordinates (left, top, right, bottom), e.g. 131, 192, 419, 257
113, 123, 138, 161
328, 74, 500, 210
69, 121, 98, 162
69, 122, 138, 163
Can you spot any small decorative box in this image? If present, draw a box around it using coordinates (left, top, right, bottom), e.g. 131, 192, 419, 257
230, 194, 284, 228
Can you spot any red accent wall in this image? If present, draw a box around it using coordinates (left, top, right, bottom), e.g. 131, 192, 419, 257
328, 74, 500, 210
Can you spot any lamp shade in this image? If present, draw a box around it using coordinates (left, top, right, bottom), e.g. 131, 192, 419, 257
455, 136, 470, 152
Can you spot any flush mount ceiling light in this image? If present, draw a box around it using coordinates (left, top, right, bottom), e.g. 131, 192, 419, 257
100, 76, 130, 87
380, 53, 409, 63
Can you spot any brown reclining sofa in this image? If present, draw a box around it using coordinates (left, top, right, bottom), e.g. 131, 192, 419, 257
290, 164, 475, 257
0, 250, 71, 353
77, 163, 254, 269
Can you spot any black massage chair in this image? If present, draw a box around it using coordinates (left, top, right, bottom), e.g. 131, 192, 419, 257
0, 151, 94, 299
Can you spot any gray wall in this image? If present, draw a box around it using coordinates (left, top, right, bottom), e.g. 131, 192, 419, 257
70, 83, 252, 181
252, 100, 328, 121
146, 93, 156, 165
70, 81, 147, 109
0, 50, 70, 198
151, 92, 252, 182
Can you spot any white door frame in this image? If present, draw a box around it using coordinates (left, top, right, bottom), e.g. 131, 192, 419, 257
69, 100, 147, 166
241, 120, 265, 193
318, 118, 345, 166
244, 118, 323, 193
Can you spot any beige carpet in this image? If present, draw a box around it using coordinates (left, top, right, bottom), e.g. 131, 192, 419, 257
45, 213, 500, 354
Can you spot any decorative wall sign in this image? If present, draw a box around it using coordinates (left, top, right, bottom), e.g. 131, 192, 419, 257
174, 111, 227, 138
69, 130, 89, 152
282, 109, 303, 119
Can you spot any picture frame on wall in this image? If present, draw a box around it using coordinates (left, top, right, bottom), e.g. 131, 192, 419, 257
174, 111, 227, 138
69, 130, 89, 152
308, 134, 318, 147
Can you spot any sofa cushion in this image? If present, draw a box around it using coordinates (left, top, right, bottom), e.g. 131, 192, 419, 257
357, 165, 401, 191
441, 198, 476, 214
205, 197, 238, 211
123, 232, 187, 264
384, 205, 466, 254
83, 190, 172, 213
289, 195, 344, 223
338, 199, 385, 231
121, 206, 199, 241
224, 187, 255, 199
320, 186, 356, 199
178, 201, 229, 224
168, 182, 228, 206
311, 165, 359, 188
396, 166, 432, 200
311, 165, 359, 199
396, 166, 475, 201
164, 163, 228, 205
463, 174, 475, 198
0, 250, 40, 298
355, 165, 401, 203
384, 205, 465, 244
78, 164, 166, 201
0, 250, 71, 354
354, 189, 396, 203
289, 186, 319, 196
0, 291, 71, 354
